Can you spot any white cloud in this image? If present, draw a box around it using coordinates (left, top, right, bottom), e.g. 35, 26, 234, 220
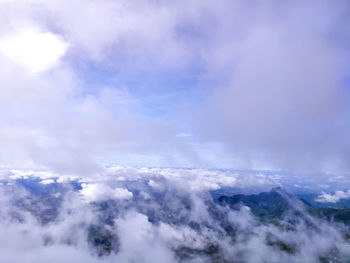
40, 179, 55, 184
0, 0, 347, 175
80, 183, 133, 203
115, 212, 176, 263
316, 190, 350, 203
0, 167, 348, 262
0, 29, 68, 73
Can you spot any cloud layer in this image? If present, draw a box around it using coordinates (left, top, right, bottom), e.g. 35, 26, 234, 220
0, 168, 349, 262
0, 1, 349, 172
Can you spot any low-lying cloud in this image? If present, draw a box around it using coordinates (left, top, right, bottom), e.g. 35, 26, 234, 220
0, 168, 348, 262
317, 190, 350, 203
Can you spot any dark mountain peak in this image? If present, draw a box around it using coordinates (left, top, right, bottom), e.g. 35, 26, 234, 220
217, 188, 292, 220
270, 187, 285, 194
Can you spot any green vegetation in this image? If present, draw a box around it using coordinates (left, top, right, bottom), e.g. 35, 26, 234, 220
217, 188, 291, 222
87, 225, 117, 256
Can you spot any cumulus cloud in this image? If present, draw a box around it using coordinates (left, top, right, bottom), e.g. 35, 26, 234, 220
316, 190, 350, 203
40, 179, 55, 184
80, 183, 133, 203
0, 168, 348, 262
115, 212, 176, 263
0, 28, 69, 73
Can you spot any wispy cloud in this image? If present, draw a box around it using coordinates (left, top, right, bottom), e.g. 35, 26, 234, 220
0, 0, 348, 173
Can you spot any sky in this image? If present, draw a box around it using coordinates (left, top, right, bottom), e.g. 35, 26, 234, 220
2, 2, 350, 261
0, 0, 349, 176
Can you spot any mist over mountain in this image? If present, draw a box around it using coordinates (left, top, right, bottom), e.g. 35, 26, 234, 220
0, 0, 350, 262
0, 168, 349, 263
